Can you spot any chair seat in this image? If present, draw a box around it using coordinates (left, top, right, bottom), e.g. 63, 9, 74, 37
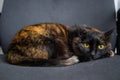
0, 55, 120, 80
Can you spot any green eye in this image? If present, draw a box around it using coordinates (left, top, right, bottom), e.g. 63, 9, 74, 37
83, 43, 90, 48
98, 45, 105, 50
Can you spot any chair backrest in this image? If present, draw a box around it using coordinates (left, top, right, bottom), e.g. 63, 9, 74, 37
117, 9, 120, 54
0, 0, 116, 53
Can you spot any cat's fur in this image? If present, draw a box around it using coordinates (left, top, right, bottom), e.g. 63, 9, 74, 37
72, 25, 115, 62
7, 23, 114, 66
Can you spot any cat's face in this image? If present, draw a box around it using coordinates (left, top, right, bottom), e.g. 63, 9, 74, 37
72, 26, 113, 61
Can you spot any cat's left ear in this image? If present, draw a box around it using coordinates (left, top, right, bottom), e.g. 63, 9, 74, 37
104, 29, 114, 41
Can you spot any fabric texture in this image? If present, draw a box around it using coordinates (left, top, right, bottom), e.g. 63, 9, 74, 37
0, 55, 120, 80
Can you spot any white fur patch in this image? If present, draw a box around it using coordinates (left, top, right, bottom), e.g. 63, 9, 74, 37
60, 55, 79, 66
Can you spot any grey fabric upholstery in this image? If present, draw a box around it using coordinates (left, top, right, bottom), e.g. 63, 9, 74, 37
0, 0, 116, 53
0, 0, 119, 80
0, 55, 120, 80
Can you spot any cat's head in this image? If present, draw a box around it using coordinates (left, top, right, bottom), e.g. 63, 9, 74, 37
71, 25, 114, 61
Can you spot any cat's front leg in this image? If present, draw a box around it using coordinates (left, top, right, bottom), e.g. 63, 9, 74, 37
59, 55, 79, 66
54, 38, 71, 59
54, 38, 79, 66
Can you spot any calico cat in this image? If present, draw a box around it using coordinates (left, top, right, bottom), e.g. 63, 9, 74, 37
7, 23, 114, 66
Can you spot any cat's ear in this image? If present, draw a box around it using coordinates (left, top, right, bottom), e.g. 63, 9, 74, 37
69, 25, 80, 37
75, 25, 86, 34
70, 25, 88, 36
71, 25, 87, 36
70, 25, 79, 33
104, 29, 114, 41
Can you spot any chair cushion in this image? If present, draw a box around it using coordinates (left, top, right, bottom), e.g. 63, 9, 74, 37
0, 0, 116, 53
0, 55, 120, 80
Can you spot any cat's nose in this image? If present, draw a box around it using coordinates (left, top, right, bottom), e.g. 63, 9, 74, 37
91, 52, 95, 56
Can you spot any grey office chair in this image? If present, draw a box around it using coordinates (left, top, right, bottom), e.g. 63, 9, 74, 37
0, 0, 120, 80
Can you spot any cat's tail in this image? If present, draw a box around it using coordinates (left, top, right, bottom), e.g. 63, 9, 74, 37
6, 52, 58, 66
7, 52, 79, 66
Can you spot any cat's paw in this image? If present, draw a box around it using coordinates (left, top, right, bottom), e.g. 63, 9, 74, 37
60, 55, 79, 66
109, 50, 115, 57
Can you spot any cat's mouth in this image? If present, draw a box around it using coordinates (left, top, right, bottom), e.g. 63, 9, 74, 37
92, 55, 100, 60
83, 54, 103, 60
91, 55, 108, 60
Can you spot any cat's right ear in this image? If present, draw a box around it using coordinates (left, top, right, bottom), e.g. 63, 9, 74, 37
104, 28, 114, 41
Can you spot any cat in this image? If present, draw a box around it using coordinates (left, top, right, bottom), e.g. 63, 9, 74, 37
7, 23, 114, 66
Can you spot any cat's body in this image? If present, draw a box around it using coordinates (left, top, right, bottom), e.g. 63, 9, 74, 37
7, 23, 114, 66
7, 23, 78, 66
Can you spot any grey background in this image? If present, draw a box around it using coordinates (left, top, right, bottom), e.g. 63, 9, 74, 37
0, 0, 120, 13
0, 0, 117, 53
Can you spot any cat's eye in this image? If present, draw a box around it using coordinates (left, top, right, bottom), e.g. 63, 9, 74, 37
98, 45, 105, 50
83, 43, 90, 48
